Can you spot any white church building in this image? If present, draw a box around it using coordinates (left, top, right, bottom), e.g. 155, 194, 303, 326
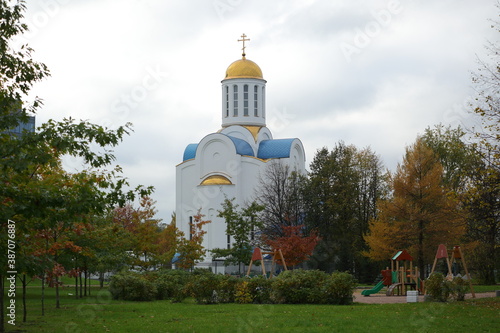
175, 35, 306, 271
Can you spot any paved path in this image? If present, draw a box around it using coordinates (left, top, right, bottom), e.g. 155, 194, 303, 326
353, 292, 497, 304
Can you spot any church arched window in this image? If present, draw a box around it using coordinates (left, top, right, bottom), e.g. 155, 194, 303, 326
243, 84, 249, 116
225, 86, 229, 117
233, 85, 238, 116
254, 85, 258, 116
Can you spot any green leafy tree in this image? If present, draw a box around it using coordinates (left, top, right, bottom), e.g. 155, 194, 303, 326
421, 124, 480, 193
303, 142, 385, 278
0, 1, 152, 328
464, 14, 500, 283
211, 198, 264, 271
462, 165, 499, 283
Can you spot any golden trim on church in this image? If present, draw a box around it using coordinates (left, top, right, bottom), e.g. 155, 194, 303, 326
200, 175, 233, 186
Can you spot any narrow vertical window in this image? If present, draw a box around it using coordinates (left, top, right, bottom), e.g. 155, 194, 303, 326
225, 86, 229, 117
227, 235, 231, 249
254, 85, 258, 116
233, 85, 238, 116
262, 86, 266, 118
243, 84, 249, 116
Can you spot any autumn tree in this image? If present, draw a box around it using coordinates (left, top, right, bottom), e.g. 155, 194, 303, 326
421, 124, 499, 282
113, 197, 166, 271
211, 197, 264, 271
156, 220, 179, 269
264, 225, 320, 268
176, 210, 211, 270
364, 138, 466, 278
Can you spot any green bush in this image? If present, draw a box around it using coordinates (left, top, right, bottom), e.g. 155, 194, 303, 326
186, 272, 237, 304
450, 276, 469, 301
270, 269, 328, 304
246, 275, 272, 304
153, 270, 190, 302
323, 272, 357, 305
109, 271, 157, 301
425, 272, 451, 302
217, 274, 239, 303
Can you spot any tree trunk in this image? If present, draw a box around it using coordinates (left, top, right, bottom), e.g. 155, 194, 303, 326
84, 270, 88, 296
21, 274, 27, 323
55, 275, 60, 309
75, 275, 78, 299
1, 273, 5, 333
99, 271, 104, 289
41, 272, 45, 316
79, 271, 83, 298
418, 220, 425, 280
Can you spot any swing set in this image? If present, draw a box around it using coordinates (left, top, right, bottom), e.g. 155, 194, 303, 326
428, 244, 475, 298
246, 247, 288, 278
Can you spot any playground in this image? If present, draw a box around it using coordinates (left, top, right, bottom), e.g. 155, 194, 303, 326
360, 245, 476, 299
354, 291, 494, 304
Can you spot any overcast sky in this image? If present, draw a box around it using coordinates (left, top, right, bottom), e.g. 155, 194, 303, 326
21, 0, 497, 222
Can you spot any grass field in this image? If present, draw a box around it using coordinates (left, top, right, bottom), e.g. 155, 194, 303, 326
3, 283, 499, 333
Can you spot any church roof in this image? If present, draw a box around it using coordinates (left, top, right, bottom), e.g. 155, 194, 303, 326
258, 139, 296, 159
226, 135, 255, 157
183, 143, 198, 161
181, 135, 255, 162
224, 58, 263, 80
182, 136, 298, 162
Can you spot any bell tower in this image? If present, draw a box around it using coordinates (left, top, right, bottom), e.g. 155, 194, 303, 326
221, 34, 267, 128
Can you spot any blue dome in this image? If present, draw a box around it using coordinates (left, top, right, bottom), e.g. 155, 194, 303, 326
257, 139, 295, 159
226, 135, 254, 157
183, 143, 198, 161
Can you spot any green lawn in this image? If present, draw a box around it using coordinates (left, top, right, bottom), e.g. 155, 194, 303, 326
4, 284, 499, 333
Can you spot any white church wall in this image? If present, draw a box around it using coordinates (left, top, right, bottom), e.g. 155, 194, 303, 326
198, 134, 238, 180
256, 127, 273, 143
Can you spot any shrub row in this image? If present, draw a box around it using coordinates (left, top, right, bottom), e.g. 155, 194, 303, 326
109, 269, 357, 305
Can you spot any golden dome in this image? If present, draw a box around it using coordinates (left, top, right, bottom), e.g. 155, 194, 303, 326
224, 57, 263, 80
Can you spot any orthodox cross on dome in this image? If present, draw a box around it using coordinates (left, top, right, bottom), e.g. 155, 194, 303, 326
238, 33, 250, 58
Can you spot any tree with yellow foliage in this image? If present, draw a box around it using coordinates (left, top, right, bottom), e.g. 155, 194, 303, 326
364, 138, 466, 278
